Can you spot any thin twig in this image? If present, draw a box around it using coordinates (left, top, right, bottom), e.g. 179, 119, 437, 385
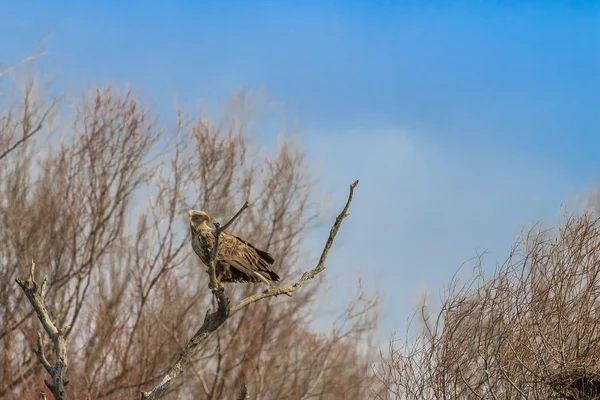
0, 99, 57, 162
0, 35, 52, 79
218, 200, 250, 233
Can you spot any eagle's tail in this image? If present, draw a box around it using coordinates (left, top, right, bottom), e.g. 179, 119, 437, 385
259, 269, 280, 282
256, 249, 280, 282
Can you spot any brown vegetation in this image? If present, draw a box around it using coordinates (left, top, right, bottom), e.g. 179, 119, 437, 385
375, 212, 600, 400
0, 57, 377, 399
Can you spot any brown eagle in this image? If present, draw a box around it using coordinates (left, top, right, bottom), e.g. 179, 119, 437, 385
188, 210, 280, 288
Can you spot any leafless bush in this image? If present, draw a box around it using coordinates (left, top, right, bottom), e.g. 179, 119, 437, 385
375, 212, 600, 400
0, 58, 378, 399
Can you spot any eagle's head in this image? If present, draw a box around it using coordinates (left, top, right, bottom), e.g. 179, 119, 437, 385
188, 210, 211, 231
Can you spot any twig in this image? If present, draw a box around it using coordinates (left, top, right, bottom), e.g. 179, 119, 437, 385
16, 260, 69, 400
140, 180, 358, 400
0, 35, 52, 79
0, 99, 57, 162
218, 200, 250, 233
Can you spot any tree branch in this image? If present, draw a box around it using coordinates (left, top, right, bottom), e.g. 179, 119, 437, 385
0, 99, 57, 162
230, 180, 359, 313
208, 200, 250, 316
15, 260, 70, 400
141, 180, 358, 400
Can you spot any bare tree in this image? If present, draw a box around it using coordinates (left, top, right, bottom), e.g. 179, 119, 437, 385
1, 55, 378, 399
375, 212, 600, 400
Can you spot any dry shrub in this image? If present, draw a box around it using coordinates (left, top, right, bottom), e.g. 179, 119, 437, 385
375, 212, 600, 400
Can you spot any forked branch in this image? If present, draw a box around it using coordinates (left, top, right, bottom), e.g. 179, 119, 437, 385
15, 261, 69, 400
141, 180, 359, 400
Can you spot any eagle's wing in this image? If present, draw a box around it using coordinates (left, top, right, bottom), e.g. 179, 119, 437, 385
230, 234, 275, 264
218, 233, 280, 282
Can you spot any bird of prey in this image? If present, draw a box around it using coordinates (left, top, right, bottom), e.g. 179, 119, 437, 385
188, 210, 280, 288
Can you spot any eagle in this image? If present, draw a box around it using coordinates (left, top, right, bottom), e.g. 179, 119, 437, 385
188, 210, 280, 288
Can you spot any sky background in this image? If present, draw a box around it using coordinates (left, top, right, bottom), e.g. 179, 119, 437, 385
1, 1, 599, 335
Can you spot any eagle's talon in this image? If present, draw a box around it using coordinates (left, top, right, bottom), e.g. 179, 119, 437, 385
213, 285, 225, 293
208, 280, 224, 292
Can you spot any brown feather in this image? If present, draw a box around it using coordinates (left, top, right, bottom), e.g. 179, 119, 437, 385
189, 218, 280, 284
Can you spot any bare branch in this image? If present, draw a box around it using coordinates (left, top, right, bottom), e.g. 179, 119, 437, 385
0, 34, 51, 79
230, 180, 359, 314
34, 332, 53, 375
207, 200, 250, 315
218, 200, 250, 233
15, 260, 69, 400
140, 180, 358, 400
0, 98, 57, 162
201, 200, 251, 324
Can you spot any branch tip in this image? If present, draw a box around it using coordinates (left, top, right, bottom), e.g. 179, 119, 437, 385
41, 277, 48, 299
29, 259, 36, 281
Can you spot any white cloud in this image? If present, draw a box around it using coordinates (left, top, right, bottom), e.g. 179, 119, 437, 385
303, 127, 573, 334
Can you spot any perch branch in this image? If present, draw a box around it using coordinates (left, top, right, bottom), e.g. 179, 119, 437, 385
16, 260, 69, 400
208, 200, 250, 315
230, 180, 359, 313
140, 180, 358, 400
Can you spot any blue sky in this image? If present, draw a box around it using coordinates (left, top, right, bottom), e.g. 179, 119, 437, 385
2, 1, 599, 334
